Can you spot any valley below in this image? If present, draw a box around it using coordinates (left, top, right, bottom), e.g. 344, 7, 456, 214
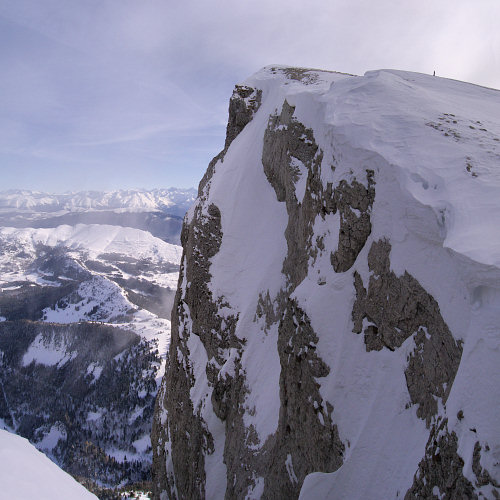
0, 189, 191, 497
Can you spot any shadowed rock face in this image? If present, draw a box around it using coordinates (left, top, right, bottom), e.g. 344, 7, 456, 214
260, 101, 344, 498
472, 442, 500, 490
352, 240, 463, 425
153, 80, 263, 500
152, 203, 235, 500
330, 172, 375, 273
262, 100, 335, 288
154, 96, 346, 500
262, 298, 344, 499
405, 418, 476, 500
225, 85, 263, 150
405, 420, 500, 499
210, 358, 255, 499
209, 281, 344, 500
263, 100, 375, 284
152, 68, 498, 500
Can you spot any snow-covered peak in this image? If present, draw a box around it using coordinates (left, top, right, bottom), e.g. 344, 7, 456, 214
0, 224, 182, 262
239, 66, 500, 268
326, 69, 500, 267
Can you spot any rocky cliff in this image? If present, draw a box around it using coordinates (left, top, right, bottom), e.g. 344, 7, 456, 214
152, 66, 500, 499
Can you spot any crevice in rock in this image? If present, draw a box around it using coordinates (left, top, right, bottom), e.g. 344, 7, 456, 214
211, 352, 264, 500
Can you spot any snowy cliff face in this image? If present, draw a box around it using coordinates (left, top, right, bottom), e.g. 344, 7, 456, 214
152, 66, 500, 499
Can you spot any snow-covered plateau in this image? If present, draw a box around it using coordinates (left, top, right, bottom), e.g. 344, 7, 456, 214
152, 66, 500, 499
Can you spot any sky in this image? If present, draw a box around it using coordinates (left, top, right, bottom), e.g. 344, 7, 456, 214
0, 0, 498, 192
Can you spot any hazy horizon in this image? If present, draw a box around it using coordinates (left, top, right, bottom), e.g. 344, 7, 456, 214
0, 186, 198, 195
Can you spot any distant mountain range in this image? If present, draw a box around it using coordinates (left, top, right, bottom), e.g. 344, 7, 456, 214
0, 188, 196, 245
0, 188, 196, 216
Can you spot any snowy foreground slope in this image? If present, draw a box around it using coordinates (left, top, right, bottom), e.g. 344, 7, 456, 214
0, 429, 97, 499
152, 66, 500, 499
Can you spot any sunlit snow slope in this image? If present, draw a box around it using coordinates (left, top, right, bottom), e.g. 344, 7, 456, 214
0, 429, 97, 499
152, 66, 500, 500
